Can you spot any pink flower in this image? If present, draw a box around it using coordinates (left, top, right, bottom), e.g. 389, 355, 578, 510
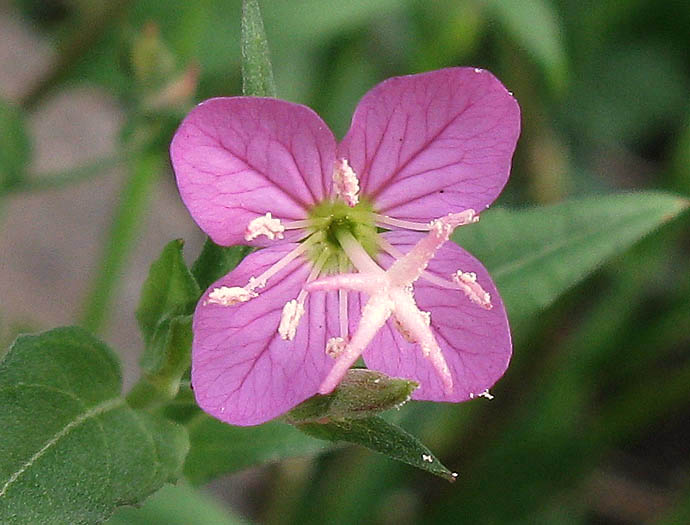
170, 68, 520, 426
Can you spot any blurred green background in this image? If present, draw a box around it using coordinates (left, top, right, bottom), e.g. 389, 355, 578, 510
1, 0, 689, 523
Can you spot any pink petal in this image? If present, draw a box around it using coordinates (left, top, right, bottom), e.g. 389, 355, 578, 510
191, 244, 339, 425
338, 68, 520, 221
361, 231, 512, 402
171, 97, 336, 246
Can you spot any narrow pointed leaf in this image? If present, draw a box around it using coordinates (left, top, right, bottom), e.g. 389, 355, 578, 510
297, 416, 456, 482
0, 327, 189, 525
454, 191, 689, 322
136, 239, 200, 346
486, 0, 568, 91
241, 0, 276, 97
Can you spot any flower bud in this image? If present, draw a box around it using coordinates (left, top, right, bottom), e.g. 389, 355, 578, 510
284, 369, 418, 424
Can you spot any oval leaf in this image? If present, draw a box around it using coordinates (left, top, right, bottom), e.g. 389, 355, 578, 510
0, 327, 189, 525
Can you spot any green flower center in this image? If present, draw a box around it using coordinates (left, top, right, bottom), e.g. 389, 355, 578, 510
306, 198, 378, 271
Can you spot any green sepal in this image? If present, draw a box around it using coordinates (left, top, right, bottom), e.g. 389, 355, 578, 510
284, 369, 418, 424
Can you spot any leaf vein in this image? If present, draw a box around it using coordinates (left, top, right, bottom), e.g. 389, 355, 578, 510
0, 397, 125, 499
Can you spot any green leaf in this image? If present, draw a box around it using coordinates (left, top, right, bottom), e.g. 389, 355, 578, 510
0, 98, 30, 191
285, 369, 418, 424
264, 0, 410, 44
485, 0, 568, 91
127, 315, 193, 407
241, 0, 276, 97
454, 191, 689, 323
106, 482, 247, 525
297, 416, 457, 482
0, 327, 189, 525
191, 239, 252, 291
136, 239, 200, 346
161, 384, 202, 424
184, 415, 329, 485
141, 315, 193, 390
133, 240, 199, 403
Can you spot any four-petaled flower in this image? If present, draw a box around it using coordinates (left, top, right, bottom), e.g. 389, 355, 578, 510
170, 67, 520, 426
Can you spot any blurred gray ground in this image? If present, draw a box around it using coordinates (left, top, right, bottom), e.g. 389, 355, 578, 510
0, 6, 204, 386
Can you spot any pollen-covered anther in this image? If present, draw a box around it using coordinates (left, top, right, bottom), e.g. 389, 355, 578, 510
452, 270, 493, 310
470, 389, 494, 400
430, 208, 478, 232
206, 286, 257, 306
278, 299, 305, 341
247, 276, 266, 290
244, 212, 285, 241
325, 337, 348, 358
332, 158, 360, 207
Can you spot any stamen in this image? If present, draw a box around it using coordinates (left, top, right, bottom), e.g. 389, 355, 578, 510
334, 230, 383, 275
245, 212, 285, 241
248, 233, 323, 291
338, 257, 349, 340
373, 214, 433, 231
429, 209, 478, 233
332, 158, 360, 207
387, 210, 477, 287
278, 300, 305, 340
333, 159, 359, 207
206, 238, 320, 309
325, 337, 347, 358
206, 286, 257, 306
315, 213, 479, 394
278, 249, 330, 341
282, 219, 313, 230
379, 234, 493, 306
452, 270, 493, 310
376, 235, 402, 259
469, 389, 494, 400
374, 209, 478, 233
